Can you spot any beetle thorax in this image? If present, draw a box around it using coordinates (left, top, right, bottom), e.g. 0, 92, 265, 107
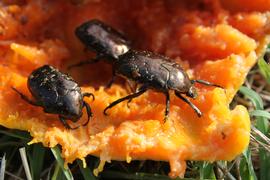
168, 69, 192, 92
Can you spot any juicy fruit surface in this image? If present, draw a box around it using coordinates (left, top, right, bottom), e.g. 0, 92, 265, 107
0, 0, 269, 178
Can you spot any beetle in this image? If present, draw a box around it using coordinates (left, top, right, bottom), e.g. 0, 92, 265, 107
70, 20, 222, 120
12, 65, 94, 129
69, 19, 131, 87
103, 50, 222, 120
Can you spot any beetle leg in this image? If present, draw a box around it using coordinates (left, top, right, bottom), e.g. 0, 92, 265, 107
104, 86, 148, 115
12, 87, 40, 106
160, 63, 170, 86
106, 69, 116, 89
82, 101, 93, 127
67, 54, 104, 69
127, 84, 138, 108
59, 116, 79, 130
83, 92, 95, 101
175, 91, 202, 117
164, 91, 170, 122
126, 80, 137, 93
191, 79, 223, 88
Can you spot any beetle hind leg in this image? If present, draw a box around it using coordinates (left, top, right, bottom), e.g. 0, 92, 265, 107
175, 91, 202, 117
104, 86, 148, 116
12, 87, 40, 106
105, 69, 116, 89
82, 101, 93, 127
67, 54, 105, 70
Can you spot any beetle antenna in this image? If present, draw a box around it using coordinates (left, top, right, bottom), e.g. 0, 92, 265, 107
191, 79, 223, 88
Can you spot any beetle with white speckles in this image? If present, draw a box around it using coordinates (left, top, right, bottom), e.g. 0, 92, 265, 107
12, 65, 94, 129
104, 50, 222, 120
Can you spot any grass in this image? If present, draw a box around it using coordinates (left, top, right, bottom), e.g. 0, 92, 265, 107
0, 48, 270, 179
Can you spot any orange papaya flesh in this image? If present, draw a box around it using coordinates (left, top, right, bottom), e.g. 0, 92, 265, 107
0, 0, 269, 178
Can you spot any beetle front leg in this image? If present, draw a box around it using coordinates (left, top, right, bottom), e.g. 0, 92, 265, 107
83, 92, 95, 101
104, 86, 148, 116
175, 91, 202, 117
82, 101, 93, 127
12, 87, 40, 106
164, 91, 170, 122
59, 116, 79, 130
68, 53, 105, 69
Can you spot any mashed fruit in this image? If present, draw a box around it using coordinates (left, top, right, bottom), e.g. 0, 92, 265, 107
0, 0, 269, 178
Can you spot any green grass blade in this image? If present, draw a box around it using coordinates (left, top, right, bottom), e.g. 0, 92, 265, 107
28, 144, 45, 180
0, 154, 6, 180
239, 86, 263, 110
51, 146, 73, 180
0, 142, 22, 147
239, 86, 268, 134
240, 149, 257, 180
51, 163, 61, 180
198, 162, 215, 180
258, 57, 270, 84
250, 110, 270, 119
77, 159, 97, 180
259, 150, 270, 180
0, 130, 30, 141
239, 86, 269, 180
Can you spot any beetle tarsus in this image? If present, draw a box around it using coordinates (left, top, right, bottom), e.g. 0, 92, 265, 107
104, 86, 148, 116
59, 116, 79, 130
164, 91, 170, 122
83, 92, 95, 101
126, 99, 132, 108
175, 91, 202, 117
82, 101, 92, 126
163, 115, 169, 123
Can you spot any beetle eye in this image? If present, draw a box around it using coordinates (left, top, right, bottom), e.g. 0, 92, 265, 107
186, 86, 197, 99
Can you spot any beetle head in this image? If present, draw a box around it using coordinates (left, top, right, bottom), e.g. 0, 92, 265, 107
60, 108, 82, 122
186, 86, 198, 99
57, 92, 84, 122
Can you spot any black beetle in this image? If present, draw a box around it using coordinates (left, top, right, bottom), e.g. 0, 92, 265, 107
70, 20, 222, 120
103, 50, 222, 120
12, 65, 94, 129
69, 19, 131, 87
